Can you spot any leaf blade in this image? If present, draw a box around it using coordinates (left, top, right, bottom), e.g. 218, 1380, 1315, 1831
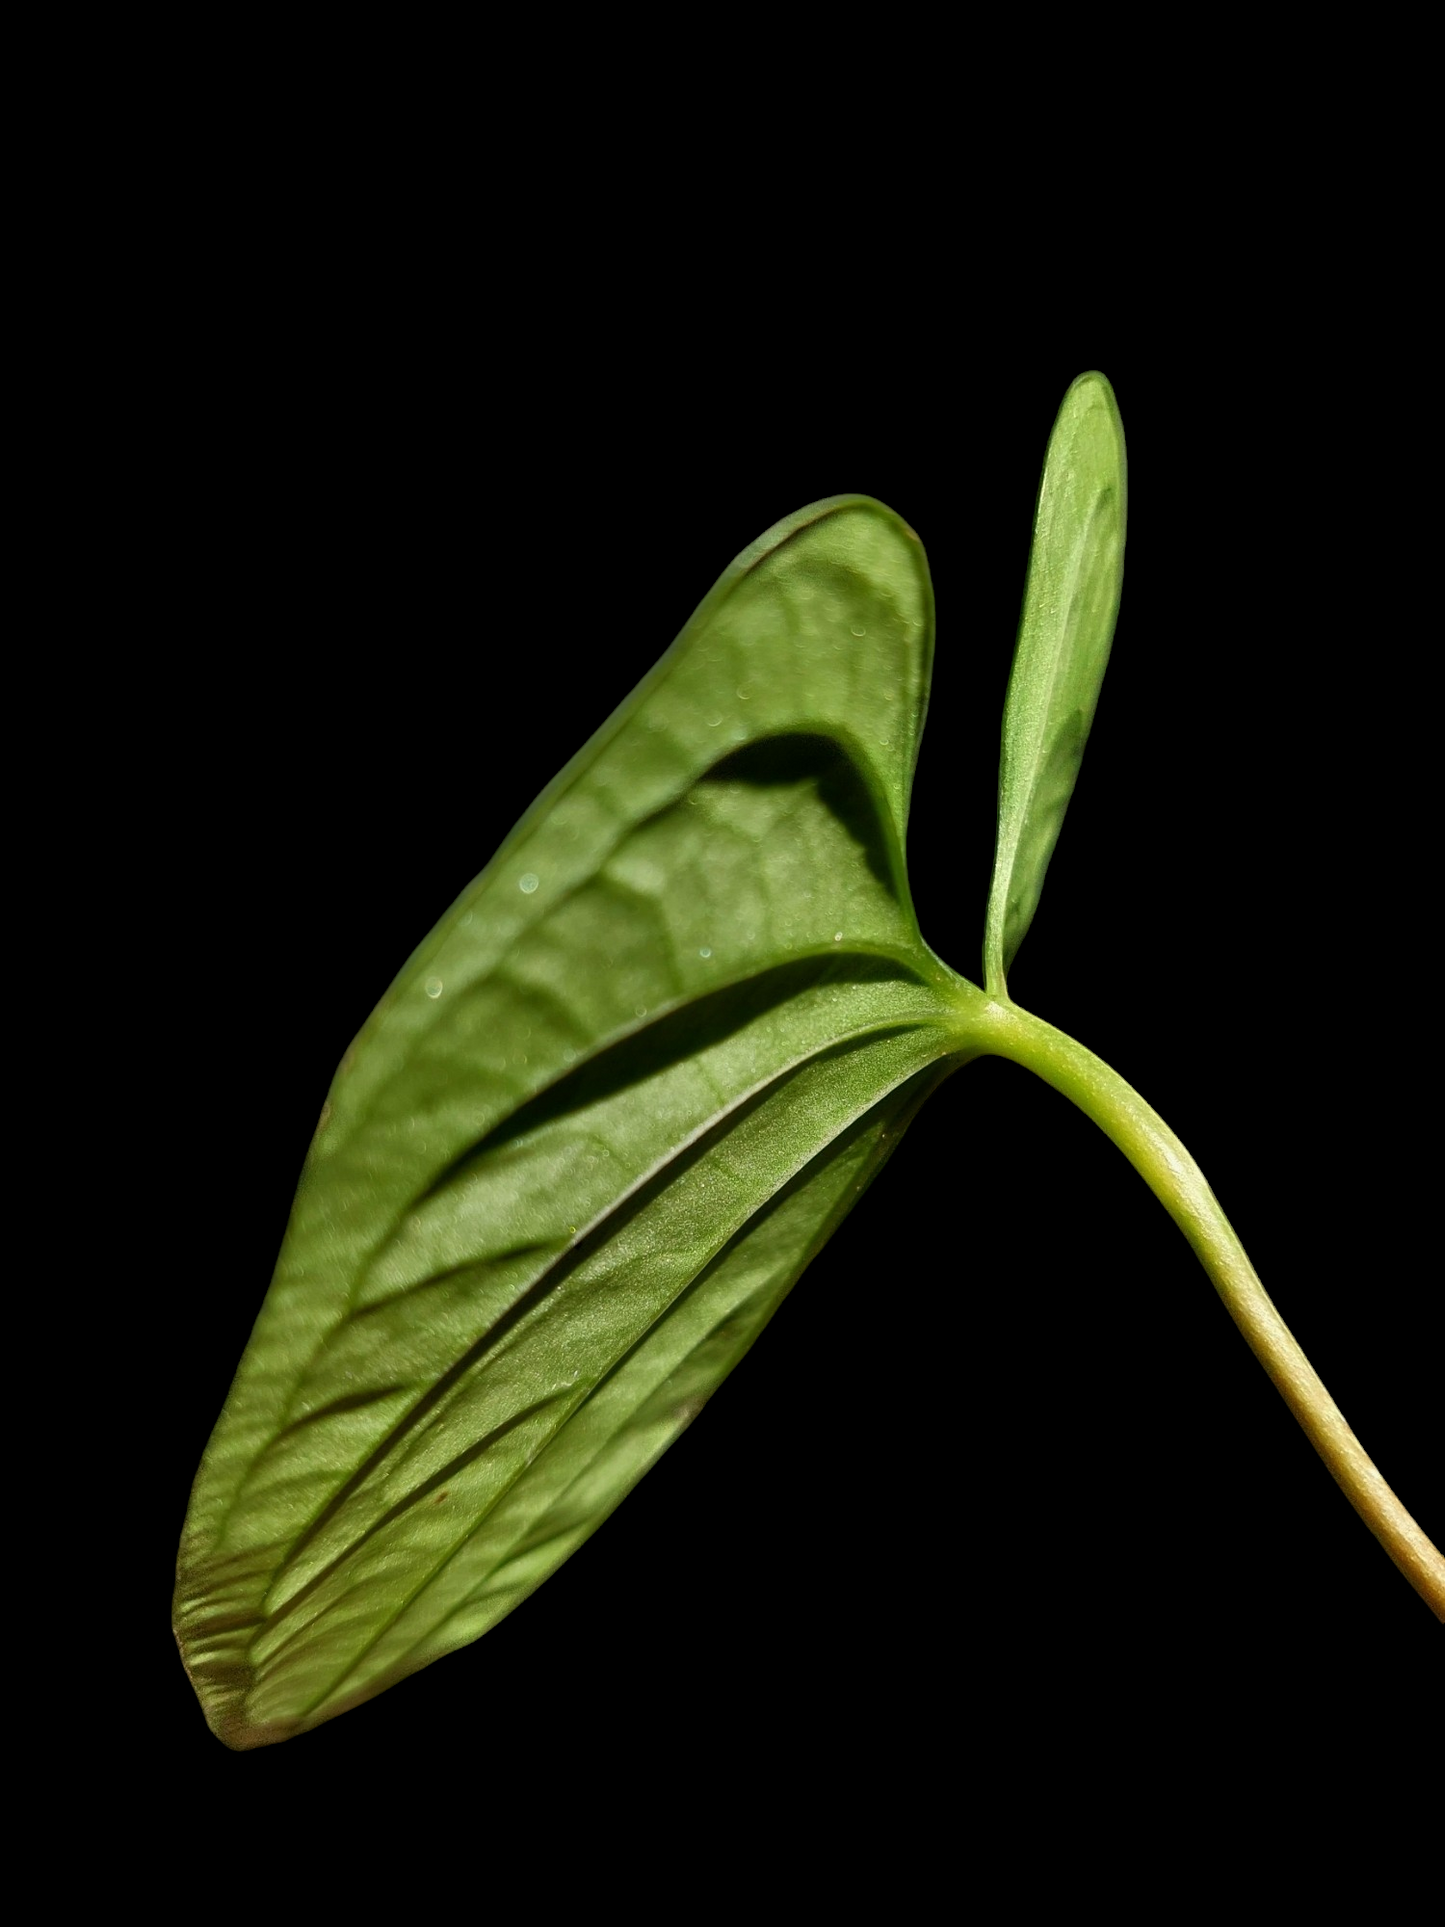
175, 496, 971, 1745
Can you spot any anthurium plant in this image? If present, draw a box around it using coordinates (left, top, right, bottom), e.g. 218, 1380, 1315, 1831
174, 373, 1443, 1749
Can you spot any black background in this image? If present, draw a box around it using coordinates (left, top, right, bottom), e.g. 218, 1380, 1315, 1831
131, 212, 1437, 1813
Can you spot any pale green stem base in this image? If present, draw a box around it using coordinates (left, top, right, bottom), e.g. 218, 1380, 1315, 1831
967, 994, 1445, 1620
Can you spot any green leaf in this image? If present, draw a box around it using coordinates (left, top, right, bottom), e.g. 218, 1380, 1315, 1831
984, 371, 1127, 991
174, 495, 977, 1747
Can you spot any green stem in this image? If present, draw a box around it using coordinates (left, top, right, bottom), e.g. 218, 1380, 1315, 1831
969, 994, 1445, 1621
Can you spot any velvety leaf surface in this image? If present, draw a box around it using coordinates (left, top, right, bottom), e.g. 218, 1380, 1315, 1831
984, 372, 1126, 989
175, 496, 976, 1746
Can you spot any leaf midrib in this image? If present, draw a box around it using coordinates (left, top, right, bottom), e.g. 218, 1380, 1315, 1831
251, 1007, 952, 1612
